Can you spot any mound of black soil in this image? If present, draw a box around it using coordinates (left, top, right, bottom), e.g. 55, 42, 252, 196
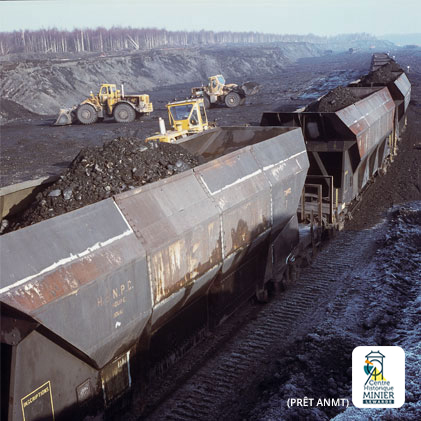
359, 62, 403, 85
306, 86, 361, 112
0, 98, 39, 122
4, 137, 200, 233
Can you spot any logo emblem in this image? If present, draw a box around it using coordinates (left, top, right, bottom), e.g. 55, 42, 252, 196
364, 350, 386, 384
352, 346, 405, 408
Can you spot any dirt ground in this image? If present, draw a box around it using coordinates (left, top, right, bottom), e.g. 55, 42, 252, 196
241, 202, 421, 421
0, 51, 372, 187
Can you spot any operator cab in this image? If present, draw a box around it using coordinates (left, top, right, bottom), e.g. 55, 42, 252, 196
168, 99, 208, 132
145, 98, 210, 144
99, 84, 117, 102
209, 75, 225, 94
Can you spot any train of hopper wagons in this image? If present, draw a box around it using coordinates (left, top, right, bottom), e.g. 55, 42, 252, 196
0, 53, 411, 420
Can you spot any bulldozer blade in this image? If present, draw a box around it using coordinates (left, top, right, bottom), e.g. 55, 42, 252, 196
241, 82, 260, 96
53, 108, 75, 126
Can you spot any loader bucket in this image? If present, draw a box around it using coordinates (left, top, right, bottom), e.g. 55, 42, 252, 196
241, 81, 260, 96
53, 108, 75, 126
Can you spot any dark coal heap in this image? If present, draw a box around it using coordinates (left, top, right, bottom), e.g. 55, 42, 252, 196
4, 137, 200, 233
305, 86, 361, 113
1, 98, 39, 120
359, 62, 403, 85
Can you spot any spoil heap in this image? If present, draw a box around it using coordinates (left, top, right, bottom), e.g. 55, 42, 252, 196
4, 137, 200, 233
305, 86, 361, 112
1, 98, 38, 124
359, 62, 403, 85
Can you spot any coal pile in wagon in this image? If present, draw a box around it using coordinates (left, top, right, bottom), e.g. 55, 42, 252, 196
4, 137, 200, 233
359, 62, 403, 85
305, 86, 361, 112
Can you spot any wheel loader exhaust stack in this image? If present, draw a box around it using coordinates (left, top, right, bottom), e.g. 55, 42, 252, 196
53, 83, 153, 126
191, 74, 260, 109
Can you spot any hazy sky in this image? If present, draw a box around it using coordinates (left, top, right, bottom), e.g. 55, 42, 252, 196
0, 0, 420, 36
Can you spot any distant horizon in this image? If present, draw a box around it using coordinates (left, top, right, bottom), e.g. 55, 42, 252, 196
378, 33, 421, 46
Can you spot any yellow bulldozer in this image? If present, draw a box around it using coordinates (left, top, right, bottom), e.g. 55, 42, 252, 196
191, 74, 259, 109
54, 83, 153, 125
146, 98, 211, 143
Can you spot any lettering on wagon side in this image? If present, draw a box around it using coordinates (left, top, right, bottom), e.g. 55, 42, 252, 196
21, 381, 55, 420
96, 280, 135, 321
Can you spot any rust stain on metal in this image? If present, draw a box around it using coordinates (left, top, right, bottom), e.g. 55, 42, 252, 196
151, 236, 222, 303
148, 217, 223, 303
229, 215, 270, 255
230, 219, 250, 251
2, 236, 140, 313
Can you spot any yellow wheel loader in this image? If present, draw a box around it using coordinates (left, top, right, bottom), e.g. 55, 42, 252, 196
145, 98, 211, 144
191, 75, 259, 109
54, 83, 153, 126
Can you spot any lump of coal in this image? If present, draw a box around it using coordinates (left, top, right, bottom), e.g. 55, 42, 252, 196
5, 137, 200, 233
48, 189, 61, 197
63, 188, 73, 200
175, 159, 190, 172
0, 219, 9, 234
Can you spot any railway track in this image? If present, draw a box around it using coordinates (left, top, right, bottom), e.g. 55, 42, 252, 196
138, 228, 379, 421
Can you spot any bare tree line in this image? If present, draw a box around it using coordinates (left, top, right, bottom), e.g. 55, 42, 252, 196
0, 27, 377, 55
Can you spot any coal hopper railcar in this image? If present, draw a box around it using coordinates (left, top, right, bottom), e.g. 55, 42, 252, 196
1, 126, 309, 421
261, 57, 410, 222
